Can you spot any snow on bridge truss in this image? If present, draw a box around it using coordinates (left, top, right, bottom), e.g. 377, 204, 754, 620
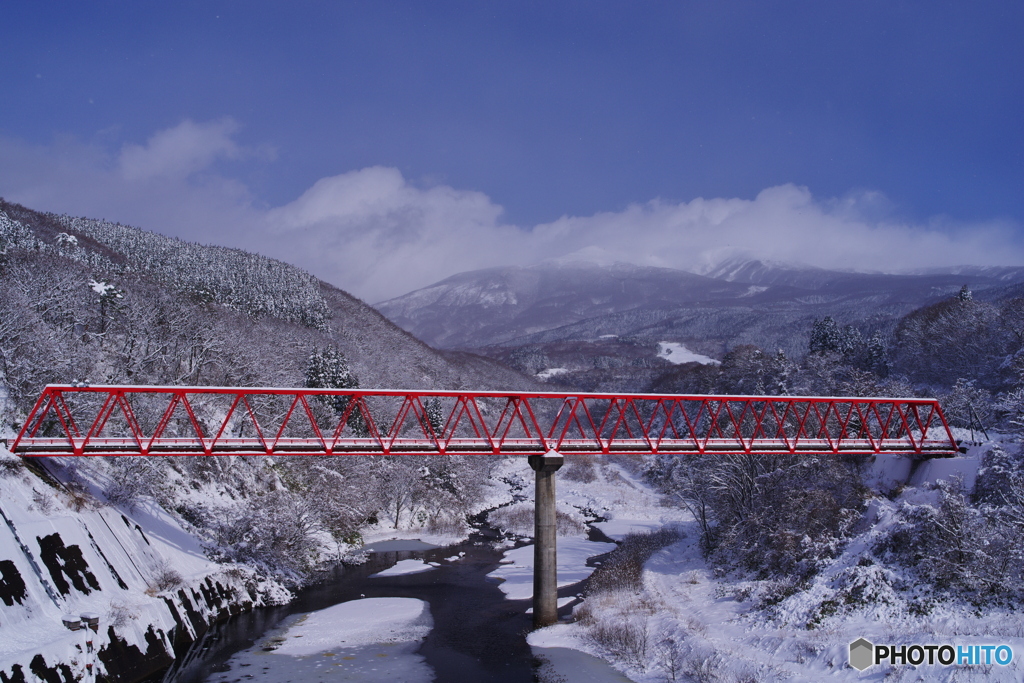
11, 385, 959, 458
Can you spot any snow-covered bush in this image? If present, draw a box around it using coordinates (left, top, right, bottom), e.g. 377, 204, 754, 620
876, 475, 1024, 602
583, 616, 650, 671
649, 450, 864, 578
0, 450, 23, 475
146, 563, 185, 595
572, 528, 686, 673
488, 502, 585, 537
104, 456, 168, 510
205, 490, 324, 583
941, 378, 994, 430
560, 454, 597, 483
586, 528, 683, 594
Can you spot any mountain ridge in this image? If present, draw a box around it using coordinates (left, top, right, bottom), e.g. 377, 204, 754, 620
375, 258, 1024, 359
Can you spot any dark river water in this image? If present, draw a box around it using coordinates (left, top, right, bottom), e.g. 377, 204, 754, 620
159, 526, 559, 683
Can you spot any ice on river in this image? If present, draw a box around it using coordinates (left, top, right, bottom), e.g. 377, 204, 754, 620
487, 537, 617, 600
369, 558, 439, 577
207, 597, 433, 683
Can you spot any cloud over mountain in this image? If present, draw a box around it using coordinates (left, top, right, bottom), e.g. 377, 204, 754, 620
1, 121, 1022, 302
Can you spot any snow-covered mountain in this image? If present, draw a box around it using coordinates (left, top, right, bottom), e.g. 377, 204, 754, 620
374, 258, 1024, 359
374, 262, 751, 350
0, 199, 540, 405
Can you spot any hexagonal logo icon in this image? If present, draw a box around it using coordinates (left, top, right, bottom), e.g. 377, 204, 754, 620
849, 638, 874, 671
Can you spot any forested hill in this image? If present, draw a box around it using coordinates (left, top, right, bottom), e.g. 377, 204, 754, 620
0, 198, 538, 415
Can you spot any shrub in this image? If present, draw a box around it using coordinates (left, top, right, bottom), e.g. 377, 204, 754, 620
561, 454, 597, 483
487, 503, 586, 537
146, 564, 184, 595
584, 616, 650, 671
587, 528, 683, 594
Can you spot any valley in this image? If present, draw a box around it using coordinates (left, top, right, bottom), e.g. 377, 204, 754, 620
2, 201, 1024, 682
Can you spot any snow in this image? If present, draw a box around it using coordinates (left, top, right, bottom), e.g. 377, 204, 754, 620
525, 596, 577, 614
207, 598, 434, 683
369, 559, 438, 577
0, 447, 291, 682
87, 279, 119, 297
592, 517, 665, 541
5, 427, 1022, 682
270, 598, 432, 654
656, 341, 720, 365
537, 367, 570, 380
488, 537, 617, 600
532, 646, 635, 682
527, 445, 1024, 683
860, 453, 914, 493
910, 453, 983, 490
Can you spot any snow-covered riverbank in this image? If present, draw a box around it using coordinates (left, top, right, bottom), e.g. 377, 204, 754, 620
528, 442, 1024, 683
0, 448, 291, 682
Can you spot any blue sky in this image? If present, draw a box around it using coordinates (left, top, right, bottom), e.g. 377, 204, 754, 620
2, 2, 1023, 300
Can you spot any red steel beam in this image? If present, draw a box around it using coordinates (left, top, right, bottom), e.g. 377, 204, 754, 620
11, 385, 960, 458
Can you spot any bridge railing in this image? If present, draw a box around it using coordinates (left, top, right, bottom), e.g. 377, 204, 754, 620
11, 385, 960, 457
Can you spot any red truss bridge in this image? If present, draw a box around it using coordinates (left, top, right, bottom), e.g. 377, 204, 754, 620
12, 385, 959, 458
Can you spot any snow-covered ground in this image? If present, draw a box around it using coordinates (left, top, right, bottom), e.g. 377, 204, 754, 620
529, 443, 1024, 683
6, 438, 1023, 682
0, 448, 290, 682
657, 341, 721, 365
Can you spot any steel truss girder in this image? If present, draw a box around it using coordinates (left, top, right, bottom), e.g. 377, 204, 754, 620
11, 385, 959, 458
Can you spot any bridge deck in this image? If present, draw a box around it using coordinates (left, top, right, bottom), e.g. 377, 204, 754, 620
12, 385, 960, 458
13, 437, 958, 457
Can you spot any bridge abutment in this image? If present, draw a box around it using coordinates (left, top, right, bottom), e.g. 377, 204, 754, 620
529, 450, 563, 628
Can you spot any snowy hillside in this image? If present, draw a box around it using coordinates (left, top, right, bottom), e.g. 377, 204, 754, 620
527, 440, 1024, 682
0, 447, 291, 682
0, 199, 541, 416
375, 259, 1024, 355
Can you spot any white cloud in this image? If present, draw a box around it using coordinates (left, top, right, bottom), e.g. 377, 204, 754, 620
263, 167, 527, 301
1, 120, 1022, 303
118, 118, 243, 181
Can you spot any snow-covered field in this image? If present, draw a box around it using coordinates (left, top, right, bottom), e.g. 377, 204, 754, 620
657, 341, 721, 365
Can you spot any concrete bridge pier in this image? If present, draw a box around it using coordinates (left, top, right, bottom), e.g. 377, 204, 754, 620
529, 450, 563, 628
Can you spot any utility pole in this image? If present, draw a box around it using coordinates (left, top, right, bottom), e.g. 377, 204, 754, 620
529, 450, 563, 628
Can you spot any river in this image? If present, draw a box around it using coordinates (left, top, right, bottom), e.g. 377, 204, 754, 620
160, 526, 551, 682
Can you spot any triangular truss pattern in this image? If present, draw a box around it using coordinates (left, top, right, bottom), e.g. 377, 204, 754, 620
12, 385, 960, 458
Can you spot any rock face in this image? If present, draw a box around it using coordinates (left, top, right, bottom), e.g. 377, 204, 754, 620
0, 452, 287, 683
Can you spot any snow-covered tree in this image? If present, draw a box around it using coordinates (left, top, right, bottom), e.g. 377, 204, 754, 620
808, 317, 842, 355
304, 346, 364, 433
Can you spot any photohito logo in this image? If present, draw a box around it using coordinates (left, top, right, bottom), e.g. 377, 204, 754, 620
849, 638, 1013, 671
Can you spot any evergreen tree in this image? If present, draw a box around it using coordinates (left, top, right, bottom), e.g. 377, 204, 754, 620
809, 317, 842, 354
304, 346, 366, 434
866, 331, 889, 377
423, 397, 445, 436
